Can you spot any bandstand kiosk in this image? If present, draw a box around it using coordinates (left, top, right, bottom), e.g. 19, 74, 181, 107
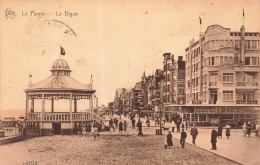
24, 58, 102, 135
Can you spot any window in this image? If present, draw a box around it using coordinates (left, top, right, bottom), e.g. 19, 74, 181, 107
229, 40, 233, 47
220, 56, 223, 65
224, 56, 228, 64
220, 40, 224, 47
223, 91, 233, 101
225, 40, 229, 47
229, 57, 233, 64
211, 57, 215, 65
245, 57, 258, 66
252, 57, 257, 65
223, 73, 233, 83
235, 40, 239, 49
188, 80, 190, 87
252, 40, 257, 49
245, 57, 250, 65
234, 57, 239, 65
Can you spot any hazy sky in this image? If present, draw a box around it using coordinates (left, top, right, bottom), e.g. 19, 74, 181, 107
1, 0, 260, 112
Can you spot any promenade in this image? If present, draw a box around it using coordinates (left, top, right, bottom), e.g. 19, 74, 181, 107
103, 115, 260, 165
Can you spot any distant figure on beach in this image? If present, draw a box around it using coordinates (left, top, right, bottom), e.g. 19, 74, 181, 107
210, 126, 218, 150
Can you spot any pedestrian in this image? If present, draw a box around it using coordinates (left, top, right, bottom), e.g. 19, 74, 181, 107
255, 122, 259, 137
172, 120, 176, 132
247, 122, 252, 137
132, 118, 136, 129
137, 119, 143, 135
185, 120, 189, 131
109, 118, 113, 127
180, 128, 187, 148
217, 123, 223, 139
190, 124, 198, 145
163, 117, 166, 125
165, 131, 173, 149
242, 123, 247, 137
123, 120, 127, 132
210, 126, 218, 150
93, 126, 99, 140
181, 122, 185, 130
114, 118, 118, 127
119, 121, 123, 134
176, 121, 180, 133
146, 118, 150, 128
225, 123, 231, 139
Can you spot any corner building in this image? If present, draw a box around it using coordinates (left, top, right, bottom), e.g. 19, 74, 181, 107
181, 24, 260, 124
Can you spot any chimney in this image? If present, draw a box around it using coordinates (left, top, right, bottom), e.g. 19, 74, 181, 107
240, 25, 245, 65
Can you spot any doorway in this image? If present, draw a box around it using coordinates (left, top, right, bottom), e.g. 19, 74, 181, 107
52, 123, 61, 135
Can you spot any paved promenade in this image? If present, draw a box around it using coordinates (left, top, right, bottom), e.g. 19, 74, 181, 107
102, 115, 260, 165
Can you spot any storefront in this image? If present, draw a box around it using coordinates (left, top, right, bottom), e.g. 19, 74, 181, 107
164, 105, 260, 124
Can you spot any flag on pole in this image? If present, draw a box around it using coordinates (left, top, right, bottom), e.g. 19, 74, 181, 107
199, 17, 202, 25
29, 74, 32, 77
60, 46, 65, 56
243, 8, 244, 17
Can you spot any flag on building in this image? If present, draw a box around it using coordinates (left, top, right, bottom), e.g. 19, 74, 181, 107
60, 46, 65, 56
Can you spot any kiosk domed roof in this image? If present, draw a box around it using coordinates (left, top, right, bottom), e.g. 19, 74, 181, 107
52, 58, 70, 70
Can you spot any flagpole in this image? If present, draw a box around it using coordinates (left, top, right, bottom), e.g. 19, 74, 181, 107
243, 8, 244, 25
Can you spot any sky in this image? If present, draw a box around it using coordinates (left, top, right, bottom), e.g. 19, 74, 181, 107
0, 0, 260, 114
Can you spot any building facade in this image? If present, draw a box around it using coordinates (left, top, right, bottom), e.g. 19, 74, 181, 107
181, 24, 260, 123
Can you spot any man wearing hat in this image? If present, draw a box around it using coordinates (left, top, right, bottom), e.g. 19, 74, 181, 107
180, 128, 187, 148
190, 123, 198, 145
210, 126, 218, 150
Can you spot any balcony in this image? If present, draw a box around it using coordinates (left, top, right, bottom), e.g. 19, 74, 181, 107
236, 82, 258, 87
192, 99, 203, 105
236, 100, 258, 104
209, 82, 217, 86
26, 112, 104, 123
209, 100, 217, 104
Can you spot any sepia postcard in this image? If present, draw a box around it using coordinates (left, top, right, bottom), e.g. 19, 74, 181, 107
0, 0, 260, 165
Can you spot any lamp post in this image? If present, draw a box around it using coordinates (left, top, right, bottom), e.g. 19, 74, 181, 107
159, 104, 162, 135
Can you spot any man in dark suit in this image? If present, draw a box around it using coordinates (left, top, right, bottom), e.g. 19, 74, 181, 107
180, 128, 187, 148
211, 126, 218, 150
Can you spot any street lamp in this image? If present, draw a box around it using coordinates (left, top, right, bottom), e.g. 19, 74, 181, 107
159, 104, 162, 135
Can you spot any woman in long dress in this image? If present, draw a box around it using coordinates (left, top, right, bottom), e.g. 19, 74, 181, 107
242, 123, 247, 137
166, 131, 173, 148
225, 123, 231, 139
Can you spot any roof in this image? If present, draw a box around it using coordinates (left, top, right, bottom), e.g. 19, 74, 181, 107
25, 76, 93, 92
24, 58, 95, 93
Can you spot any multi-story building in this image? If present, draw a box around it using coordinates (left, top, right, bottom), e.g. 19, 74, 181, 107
163, 53, 174, 105
182, 24, 260, 123
176, 56, 186, 105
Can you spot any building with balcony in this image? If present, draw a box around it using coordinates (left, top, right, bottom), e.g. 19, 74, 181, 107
167, 24, 260, 124
24, 58, 103, 135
